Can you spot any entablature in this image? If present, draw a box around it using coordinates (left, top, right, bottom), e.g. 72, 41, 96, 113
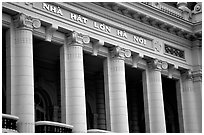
2, 2, 198, 75
64, 2, 194, 47
92, 2, 201, 42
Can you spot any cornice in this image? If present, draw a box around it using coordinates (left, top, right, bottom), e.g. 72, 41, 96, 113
92, 2, 201, 42
119, 2, 192, 30
2, 13, 11, 28
66, 2, 192, 47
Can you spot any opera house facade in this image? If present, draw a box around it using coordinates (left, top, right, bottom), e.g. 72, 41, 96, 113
2, 2, 202, 133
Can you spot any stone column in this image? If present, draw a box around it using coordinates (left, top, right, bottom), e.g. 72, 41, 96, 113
104, 46, 131, 132
192, 71, 202, 133
143, 59, 167, 133
60, 31, 90, 133
6, 13, 41, 133
181, 70, 201, 132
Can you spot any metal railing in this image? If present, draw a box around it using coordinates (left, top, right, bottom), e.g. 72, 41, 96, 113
35, 121, 73, 133
2, 114, 19, 133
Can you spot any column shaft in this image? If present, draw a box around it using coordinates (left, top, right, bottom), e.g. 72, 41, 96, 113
6, 26, 34, 132
181, 77, 201, 132
143, 68, 166, 133
6, 13, 41, 133
104, 56, 129, 133
60, 41, 87, 132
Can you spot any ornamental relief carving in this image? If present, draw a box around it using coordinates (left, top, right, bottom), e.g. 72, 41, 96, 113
193, 2, 202, 13
164, 44, 185, 59
25, 2, 33, 7
153, 39, 162, 52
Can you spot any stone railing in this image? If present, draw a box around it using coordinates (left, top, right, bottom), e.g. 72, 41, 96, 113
35, 121, 73, 133
87, 129, 112, 133
2, 114, 19, 133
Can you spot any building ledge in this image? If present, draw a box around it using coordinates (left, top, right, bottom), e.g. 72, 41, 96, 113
87, 129, 112, 133
35, 121, 73, 133
2, 114, 19, 133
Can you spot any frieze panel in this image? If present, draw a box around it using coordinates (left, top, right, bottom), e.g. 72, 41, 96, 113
32, 2, 153, 50
164, 44, 185, 59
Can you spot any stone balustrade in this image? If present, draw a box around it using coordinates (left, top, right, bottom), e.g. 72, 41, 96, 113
87, 129, 112, 133
2, 114, 19, 133
35, 121, 73, 133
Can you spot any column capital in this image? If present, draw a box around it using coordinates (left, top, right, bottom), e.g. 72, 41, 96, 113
13, 13, 41, 30
148, 59, 168, 71
110, 46, 131, 60
66, 31, 90, 46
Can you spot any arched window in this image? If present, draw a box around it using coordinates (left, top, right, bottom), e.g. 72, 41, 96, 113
35, 92, 46, 121
34, 88, 52, 121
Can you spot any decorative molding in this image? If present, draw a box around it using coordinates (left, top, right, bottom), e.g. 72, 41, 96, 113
148, 58, 168, 71
66, 31, 90, 46
164, 44, 185, 59
45, 24, 58, 42
153, 39, 162, 52
142, 2, 183, 19
132, 53, 143, 68
192, 69, 202, 82
181, 69, 193, 80
25, 2, 33, 7
92, 40, 104, 56
110, 46, 131, 59
168, 65, 178, 78
192, 2, 202, 14
192, 39, 202, 47
93, 2, 199, 41
13, 13, 41, 30
177, 2, 192, 21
